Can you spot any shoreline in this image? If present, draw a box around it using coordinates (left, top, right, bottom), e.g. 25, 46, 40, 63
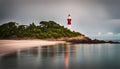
0, 40, 66, 56
0, 39, 120, 56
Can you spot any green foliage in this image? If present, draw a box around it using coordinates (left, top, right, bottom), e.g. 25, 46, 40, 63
0, 21, 83, 39
0, 22, 17, 38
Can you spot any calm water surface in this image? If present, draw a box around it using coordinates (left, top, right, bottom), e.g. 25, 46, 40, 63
0, 44, 120, 69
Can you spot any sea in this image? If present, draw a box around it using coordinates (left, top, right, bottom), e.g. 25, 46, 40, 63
0, 43, 120, 69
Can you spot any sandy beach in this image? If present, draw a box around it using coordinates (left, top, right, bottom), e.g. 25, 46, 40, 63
0, 40, 66, 56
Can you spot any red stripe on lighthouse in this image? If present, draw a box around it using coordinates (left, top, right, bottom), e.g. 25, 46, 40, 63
67, 19, 71, 25
67, 14, 71, 25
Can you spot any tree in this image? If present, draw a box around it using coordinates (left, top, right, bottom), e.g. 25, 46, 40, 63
0, 21, 84, 39
0, 22, 17, 38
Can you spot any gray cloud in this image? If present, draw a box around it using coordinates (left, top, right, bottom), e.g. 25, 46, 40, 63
0, 0, 120, 40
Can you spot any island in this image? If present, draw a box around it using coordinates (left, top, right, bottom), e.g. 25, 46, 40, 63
0, 21, 119, 44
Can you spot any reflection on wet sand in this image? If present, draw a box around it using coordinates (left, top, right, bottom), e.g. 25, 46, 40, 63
0, 44, 76, 69
0, 52, 18, 69
1, 44, 120, 69
64, 44, 69, 69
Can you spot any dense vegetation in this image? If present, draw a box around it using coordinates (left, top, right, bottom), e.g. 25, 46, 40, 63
0, 21, 84, 39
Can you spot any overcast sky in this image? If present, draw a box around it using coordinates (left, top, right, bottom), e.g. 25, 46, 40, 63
0, 0, 120, 40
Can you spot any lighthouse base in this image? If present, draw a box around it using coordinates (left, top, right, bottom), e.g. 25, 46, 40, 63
68, 25, 71, 30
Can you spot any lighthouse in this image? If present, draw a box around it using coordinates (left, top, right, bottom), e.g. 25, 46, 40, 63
67, 14, 72, 30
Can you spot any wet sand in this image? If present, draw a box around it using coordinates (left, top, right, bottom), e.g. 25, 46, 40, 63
0, 40, 66, 56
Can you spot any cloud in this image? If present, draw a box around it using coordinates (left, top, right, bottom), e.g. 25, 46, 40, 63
96, 32, 114, 36
0, 0, 120, 40
107, 32, 114, 35
90, 32, 120, 40
97, 32, 101, 36
117, 33, 120, 35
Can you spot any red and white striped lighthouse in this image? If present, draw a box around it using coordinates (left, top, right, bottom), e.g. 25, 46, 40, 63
67, 14, 71, 30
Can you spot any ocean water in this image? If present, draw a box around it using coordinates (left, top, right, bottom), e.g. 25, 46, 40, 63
0, 44, 120, 69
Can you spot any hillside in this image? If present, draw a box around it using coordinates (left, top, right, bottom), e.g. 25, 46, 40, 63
0, 21, 85, 39
0, 21, 119, 44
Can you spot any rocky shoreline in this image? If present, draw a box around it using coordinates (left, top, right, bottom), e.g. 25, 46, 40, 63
49, 36, 120, 44
0, 36, 120, 44
65, 36, 120, 44
42, 36, 120, 44
67, 39, 120, 44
